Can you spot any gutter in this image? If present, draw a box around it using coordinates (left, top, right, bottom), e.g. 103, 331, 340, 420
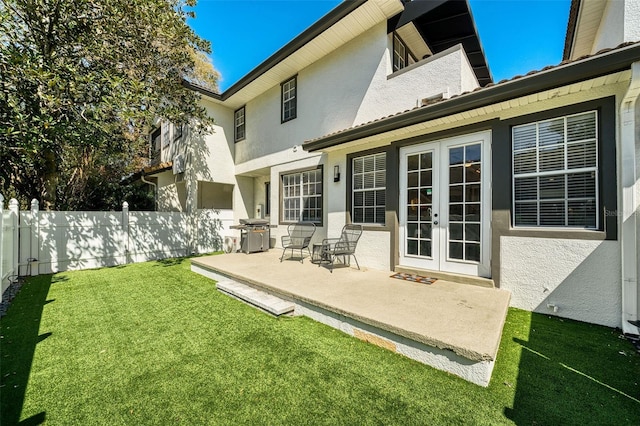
141, 175, 158, 211
620, 60, 640, 335
304, 42, 640, 152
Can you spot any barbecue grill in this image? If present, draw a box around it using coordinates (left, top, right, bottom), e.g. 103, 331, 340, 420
230, 219, 270, 254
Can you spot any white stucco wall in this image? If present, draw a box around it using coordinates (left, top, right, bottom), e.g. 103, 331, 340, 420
156, 172, 186, 212
196, 100, 236, 184
592, 0, 640, 54
500, 237, 621, 328
235, 22, 476, 167
355, 43, 477, 125
624, 0, 640, 43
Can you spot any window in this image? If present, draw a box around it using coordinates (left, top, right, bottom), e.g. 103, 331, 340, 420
234, 106, 245, 141
512, 111, 598, 228
174, 123, 183, 141
281, 168, 322, 223
392, 33, 416, 72
150, 127, 161, 164
281, 76, 297, 122
352, 153, 386, 224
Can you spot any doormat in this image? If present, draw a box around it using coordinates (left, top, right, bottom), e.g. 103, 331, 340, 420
390, 272, 437, 285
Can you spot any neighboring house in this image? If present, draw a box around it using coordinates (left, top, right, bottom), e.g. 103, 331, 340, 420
140, 0, 640, 335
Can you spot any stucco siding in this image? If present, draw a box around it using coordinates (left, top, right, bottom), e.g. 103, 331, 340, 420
235, 23, 476, 167
196, 100, 236, 184
593, 0, 624, 54
624, 0, 640, 43
157, 172, 186, 212
592, 0, 640, 54
357, 230, 392, 271
500, 237, 621, 328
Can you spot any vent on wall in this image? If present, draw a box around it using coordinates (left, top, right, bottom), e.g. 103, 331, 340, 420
173, 154, 185, 174
421, 90, 449, 107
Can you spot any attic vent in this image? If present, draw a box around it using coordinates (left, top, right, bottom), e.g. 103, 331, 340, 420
173, 154, 185, 174
421, 92, 447, 107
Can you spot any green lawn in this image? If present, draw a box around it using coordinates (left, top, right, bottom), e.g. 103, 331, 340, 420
1, 258, 638, 425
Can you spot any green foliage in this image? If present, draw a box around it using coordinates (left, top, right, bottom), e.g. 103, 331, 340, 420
1, 259, 639, 424
0, 0, 216, 210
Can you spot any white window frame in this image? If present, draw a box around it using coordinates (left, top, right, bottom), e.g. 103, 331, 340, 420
234, 106, 245, 142
281, 167, 322, 224
512, 110, 599, 229
281, 76, 297, 123
352, 152, 386, 225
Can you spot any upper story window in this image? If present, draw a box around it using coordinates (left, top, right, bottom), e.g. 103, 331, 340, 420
281, 76, 297, 123
352, 153, 386, 225
150, 127, 161, 165
174, 123, 183, 141
234, 106, 246, 142
393, 33, 416, 72
512, 111, 598, 229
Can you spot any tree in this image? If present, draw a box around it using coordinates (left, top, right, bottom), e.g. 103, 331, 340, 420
0, 0, 217, 210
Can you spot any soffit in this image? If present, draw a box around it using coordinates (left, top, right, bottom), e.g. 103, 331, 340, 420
396, 22, 432, 60
221, 0, 403, 109
398, 0, 493, 87
568, 0, 607, 60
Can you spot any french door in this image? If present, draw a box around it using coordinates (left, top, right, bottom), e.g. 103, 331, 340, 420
399, 132, 491, 277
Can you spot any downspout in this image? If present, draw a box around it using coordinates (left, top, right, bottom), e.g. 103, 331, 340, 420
620, 61, 640, 335
141, 175, 159, 211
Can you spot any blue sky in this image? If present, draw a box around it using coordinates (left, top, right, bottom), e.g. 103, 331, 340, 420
188, 0, 571, 92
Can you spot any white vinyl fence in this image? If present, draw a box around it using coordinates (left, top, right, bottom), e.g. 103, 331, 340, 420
0, 196, 235, 301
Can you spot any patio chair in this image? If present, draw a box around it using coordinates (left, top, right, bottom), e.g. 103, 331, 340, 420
321, 224, 363, 272
280, 222, 316, 263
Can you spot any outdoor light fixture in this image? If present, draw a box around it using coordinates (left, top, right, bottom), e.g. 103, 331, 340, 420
334, 165, 341, 182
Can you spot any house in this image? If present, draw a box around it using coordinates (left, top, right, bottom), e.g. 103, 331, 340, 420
141, 0, 640, 336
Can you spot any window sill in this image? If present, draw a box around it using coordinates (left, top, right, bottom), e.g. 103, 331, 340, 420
353, 223, 391, 232
507, 226, 607, 241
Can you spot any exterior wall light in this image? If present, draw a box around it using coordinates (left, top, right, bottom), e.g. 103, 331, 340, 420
334, 165, 341, 182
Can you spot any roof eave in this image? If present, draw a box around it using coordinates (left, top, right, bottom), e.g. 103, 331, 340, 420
219, 0, 368, 101
562, 0, 581, 60
182, 80, 223, 101
304, 43, 640, 152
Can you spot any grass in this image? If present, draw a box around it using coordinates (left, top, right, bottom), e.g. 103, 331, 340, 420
1, 258, 638, 425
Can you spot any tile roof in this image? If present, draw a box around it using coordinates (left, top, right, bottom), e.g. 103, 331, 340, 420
303, 41, 639, 149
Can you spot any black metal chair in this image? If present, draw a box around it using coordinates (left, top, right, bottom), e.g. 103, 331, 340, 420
321, 224, 363, 272
280, 222, 316, 263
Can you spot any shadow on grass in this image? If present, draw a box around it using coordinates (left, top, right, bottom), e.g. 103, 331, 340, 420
505, 313, 640, 425
154, 257, 188, 267
0, 275, 52, 425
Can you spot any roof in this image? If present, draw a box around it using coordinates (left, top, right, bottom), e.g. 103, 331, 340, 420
303, 41, 640, 152
563, 0, 581, 60
390, 0, 492, 86
187, 0, 493, 105
123, 161, 173, 185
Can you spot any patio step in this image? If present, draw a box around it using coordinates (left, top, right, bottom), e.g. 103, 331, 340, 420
394, 266, 495, 288
216, 280, 295, 316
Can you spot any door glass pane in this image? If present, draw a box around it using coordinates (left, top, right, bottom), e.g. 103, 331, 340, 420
420, 240, 432, 257
405, 150, 433, 259
449, 242, 463, 260
448, 143, 482, 263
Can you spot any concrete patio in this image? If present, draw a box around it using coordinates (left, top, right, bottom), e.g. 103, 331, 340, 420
191, 250, 511, 386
